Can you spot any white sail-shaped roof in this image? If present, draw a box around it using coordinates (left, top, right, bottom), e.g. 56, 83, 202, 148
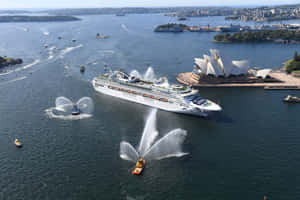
204, 53, 223, 76
232, 60, 249, 75
194, 58, 207, 74
206, 62, 217, 76
255, 69, 272, 79
193, 49, 249, 77
218, 55, 233, 77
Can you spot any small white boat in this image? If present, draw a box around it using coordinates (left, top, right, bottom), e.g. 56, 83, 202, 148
283, 95, 300, 103
14, 139, 22, 148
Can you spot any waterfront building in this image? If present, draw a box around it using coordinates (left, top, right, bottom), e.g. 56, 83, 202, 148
193, 49, 249, 77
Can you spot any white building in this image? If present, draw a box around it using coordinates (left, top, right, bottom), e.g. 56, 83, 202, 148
193, 49, 250, 77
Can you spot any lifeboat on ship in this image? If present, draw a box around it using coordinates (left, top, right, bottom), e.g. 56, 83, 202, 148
132, 158, 146, 175
160, 98, 168, 102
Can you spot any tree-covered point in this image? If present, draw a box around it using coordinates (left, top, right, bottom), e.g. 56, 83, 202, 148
285, 51, 300, 74
156, 23, 188, 28
214, 30, 300, 43
0, 15, 80, 23
155, 23, 188, 30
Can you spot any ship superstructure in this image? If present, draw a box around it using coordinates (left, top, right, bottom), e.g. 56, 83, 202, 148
92, 70, 221, 116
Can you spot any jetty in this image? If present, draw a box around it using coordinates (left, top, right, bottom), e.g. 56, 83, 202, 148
177, 71, 300, 90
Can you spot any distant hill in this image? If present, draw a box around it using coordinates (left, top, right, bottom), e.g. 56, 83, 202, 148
0, 15, 80, 23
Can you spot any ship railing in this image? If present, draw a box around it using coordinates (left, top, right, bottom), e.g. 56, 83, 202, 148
95, 77, 187, 105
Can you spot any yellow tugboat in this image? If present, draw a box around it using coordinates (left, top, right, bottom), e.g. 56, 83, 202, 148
132, 158, 145, 175
14, 139, 22, 148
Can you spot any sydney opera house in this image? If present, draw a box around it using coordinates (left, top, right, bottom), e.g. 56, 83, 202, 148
191, 49, 272, 83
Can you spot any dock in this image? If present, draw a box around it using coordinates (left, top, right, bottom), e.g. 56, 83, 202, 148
177, 72, 300, 90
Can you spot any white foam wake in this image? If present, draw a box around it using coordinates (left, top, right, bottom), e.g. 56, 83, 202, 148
0, 70, 14, 76
48, 46, 56, 60
45, 108, 92, 120
59, 44, 83, 58
0, 59, 40, 76
0, 76, 27, 86
121, 24, 129, 32
19, 59, 40, 70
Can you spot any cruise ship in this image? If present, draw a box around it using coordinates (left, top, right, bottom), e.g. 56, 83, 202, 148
92, 70, 222, 117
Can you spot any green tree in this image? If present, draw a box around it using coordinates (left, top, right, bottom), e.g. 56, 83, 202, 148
294, 51, 298, 61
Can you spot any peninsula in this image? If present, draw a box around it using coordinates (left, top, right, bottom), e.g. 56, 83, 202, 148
154, 23, 189, 32
214, 30, 300, 44
0, 15, 80, 23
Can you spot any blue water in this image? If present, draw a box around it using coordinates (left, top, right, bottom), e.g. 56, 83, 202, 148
0, 14, 300, 200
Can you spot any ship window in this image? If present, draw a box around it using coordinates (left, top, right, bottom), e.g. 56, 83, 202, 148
184, 94, 205, 105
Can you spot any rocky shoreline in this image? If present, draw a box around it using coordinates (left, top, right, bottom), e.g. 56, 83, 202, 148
0, 56, 23, 68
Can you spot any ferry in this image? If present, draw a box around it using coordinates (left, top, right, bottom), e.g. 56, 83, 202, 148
92, 70, 222, 117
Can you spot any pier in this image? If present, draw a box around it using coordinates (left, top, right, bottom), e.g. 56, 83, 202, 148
177, 71, 300, 90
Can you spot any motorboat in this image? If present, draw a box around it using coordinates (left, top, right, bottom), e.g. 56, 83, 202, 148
14, 139, 22, 148
283, 95, 300, 103
132, 158, 145, 175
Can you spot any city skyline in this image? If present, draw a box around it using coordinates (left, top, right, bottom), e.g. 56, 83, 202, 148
0, 0, 299, 9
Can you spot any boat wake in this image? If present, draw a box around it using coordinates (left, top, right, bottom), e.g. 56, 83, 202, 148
15, 26, 29, 32
121, 24, 130, 32
45, 108, 93, 120
0, 59, 40, 76
0, 76, 27, 86
59, 44, 83, 58
20, 59, 40, 70
120, 109, 188, 163
40, 28, 50, 36
48, 46, 56, 60
98, 50, 115, 55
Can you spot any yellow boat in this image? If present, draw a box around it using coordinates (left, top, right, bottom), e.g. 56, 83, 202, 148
14, 139, 22, 148
132, 158, 145, 175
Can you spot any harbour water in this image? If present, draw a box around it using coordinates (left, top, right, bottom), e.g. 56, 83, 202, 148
0, 14, 300, 199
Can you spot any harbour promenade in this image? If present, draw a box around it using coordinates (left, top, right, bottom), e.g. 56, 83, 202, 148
177, 71, 300, 90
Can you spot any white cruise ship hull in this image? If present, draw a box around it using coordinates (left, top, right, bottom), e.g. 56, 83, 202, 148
92, 79, 208, 117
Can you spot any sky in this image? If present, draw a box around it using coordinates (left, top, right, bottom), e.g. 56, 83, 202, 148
0, 0, 299, 9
